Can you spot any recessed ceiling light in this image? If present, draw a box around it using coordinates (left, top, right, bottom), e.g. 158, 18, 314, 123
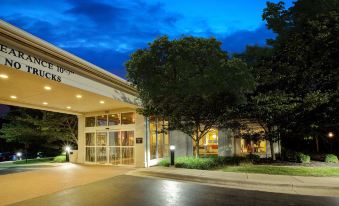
10, 95, 17, 99
66, 106, 71, 109
44, 86, 52, 90
0, 74, 8, 79
43, 102, 48, 105
99, 100, 105, 104
76, 94, 82, 99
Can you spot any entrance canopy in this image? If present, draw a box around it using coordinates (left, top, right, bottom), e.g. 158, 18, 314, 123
0, 20, 138, 115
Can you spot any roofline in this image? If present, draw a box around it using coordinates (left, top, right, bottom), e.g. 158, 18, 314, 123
0, 19, 137, 96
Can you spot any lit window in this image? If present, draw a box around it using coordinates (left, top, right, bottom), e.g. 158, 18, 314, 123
108, 114, 120, 125
96, 115, 108, 126
85, 117, 95, 127
121, 112, 135, 124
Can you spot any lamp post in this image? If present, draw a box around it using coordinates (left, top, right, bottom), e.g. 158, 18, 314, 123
170, 145, 175, 166
328, 132, 335, 153
65, 146, 71, 162
16, 152, 22, 161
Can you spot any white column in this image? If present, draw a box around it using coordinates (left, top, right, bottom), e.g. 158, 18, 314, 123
77, 115, 85, 163
135, 113, 146, 167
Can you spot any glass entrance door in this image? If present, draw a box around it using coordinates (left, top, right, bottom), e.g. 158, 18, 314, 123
90, 130, 135, 165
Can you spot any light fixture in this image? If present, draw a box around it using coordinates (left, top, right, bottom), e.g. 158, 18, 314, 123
44, 86, 52, 90
16, 152, 22, 157
170, 145, 176, 151
328, 132, 334, 138
66, 106, 71, 109
99, 100, 105, 104
43, 102, 48, 105
10, 95, 17, 99
65, 146, 71, 153
0, 74, 8, 79
76, 94, 82, 99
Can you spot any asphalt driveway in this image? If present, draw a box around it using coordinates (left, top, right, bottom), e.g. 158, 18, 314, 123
9, 175, 339, 206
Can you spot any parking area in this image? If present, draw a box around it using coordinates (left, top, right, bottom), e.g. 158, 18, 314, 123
0, 163, 134, 206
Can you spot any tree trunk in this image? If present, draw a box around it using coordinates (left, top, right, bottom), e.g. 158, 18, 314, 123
270, 140, 276, 161
315, 136, 319, 153
195, 139, 200, 158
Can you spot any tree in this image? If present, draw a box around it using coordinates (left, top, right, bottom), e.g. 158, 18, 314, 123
0, 107, 77, 156
126, 36, 255, 157
235, 0, 339, 157
262, 0, 339, 152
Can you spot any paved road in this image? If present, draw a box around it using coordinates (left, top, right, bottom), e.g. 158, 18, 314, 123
10, 175, 339, 206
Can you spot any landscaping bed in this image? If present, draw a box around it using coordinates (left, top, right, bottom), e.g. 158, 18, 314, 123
159, 155, 339, 177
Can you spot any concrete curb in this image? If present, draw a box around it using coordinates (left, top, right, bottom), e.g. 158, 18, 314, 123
130, 170, 339, 196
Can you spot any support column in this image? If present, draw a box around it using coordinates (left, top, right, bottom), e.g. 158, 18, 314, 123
77, 115, 85, 163
135, 113, 146, 167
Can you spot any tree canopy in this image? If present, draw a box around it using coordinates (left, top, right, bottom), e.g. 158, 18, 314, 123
126, 36, 255, 157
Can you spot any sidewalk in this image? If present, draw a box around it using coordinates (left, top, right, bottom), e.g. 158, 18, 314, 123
128, 166, 339, 197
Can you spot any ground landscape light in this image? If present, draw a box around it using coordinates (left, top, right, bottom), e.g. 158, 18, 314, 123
170, 145, 176, 150
16, 152, 22, 157
0, 74, 8, 79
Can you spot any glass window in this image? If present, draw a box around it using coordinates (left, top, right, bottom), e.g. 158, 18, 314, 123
85, 117, 96, 127
108, 114, 120, 125
122, 148, 134, 165
96, 132, 107, 146
150, 116, 157, 159
109, 132, 120, 146
96, 146, 107, 163
121, 112, 135, 124
85, 147, 95, 162
109, 147, 121, 165
96, 115, 108, 126
86, 133, 95, 146
121, 131, 134, 146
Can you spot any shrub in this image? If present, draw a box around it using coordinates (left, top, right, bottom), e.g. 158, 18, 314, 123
53, 155, 66, 163
174, 157, 218, 170
246, 154, 260, 163
159, 159, 170, 167
325, 154, 338, 163
296, 152, 310, 164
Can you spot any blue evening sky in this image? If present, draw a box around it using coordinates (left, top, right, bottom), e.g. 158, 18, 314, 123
0, 0, 293, 78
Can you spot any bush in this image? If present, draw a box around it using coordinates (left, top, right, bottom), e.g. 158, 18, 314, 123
53, 155, 66, 163
325, 154, 339, 163
159, 159, 170, 167
296, 152, 311, 164
246, 154, 260, 163
175, 157, 218, 170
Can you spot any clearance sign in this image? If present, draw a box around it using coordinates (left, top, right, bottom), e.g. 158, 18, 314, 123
0, 43, 75, 82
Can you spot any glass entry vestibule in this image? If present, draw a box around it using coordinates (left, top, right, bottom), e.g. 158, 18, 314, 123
84, 112, 136, 165
85, 130, 135, 165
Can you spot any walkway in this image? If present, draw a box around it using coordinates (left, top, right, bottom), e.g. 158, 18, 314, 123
129, 166, 339, 197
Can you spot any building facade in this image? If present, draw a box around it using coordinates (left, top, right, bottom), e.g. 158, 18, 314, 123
0, 20, 279, 168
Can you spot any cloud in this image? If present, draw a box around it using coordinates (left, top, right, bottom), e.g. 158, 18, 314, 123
219, 25, 275, 53
0, 0, 275, 78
